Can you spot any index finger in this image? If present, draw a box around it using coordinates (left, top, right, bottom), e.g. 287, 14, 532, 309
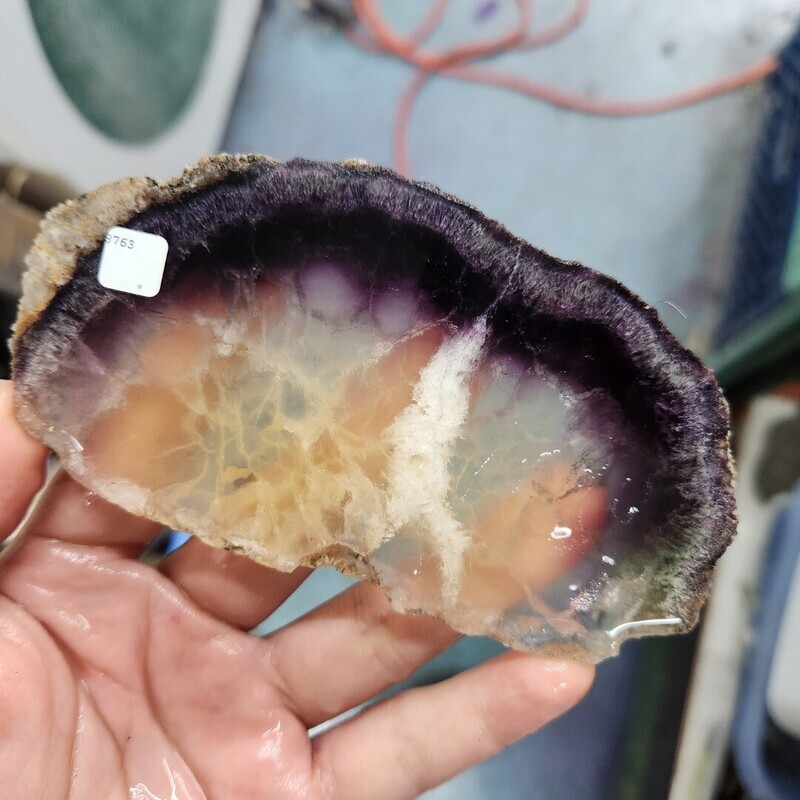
0, 381, 47, 543
312, 652, 594, 800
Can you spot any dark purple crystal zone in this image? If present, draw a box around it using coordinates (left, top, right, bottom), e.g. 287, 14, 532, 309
15, 159, 734, 622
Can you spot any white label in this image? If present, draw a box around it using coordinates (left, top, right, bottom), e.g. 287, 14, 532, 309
97, 226, 168, 297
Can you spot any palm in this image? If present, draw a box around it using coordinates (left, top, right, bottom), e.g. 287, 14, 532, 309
0, 381, 592, 800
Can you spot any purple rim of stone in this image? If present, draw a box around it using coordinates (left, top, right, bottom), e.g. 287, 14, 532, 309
12, 157, 736, 631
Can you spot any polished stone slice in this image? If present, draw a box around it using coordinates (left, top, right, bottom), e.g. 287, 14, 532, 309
10, 155, 736, 662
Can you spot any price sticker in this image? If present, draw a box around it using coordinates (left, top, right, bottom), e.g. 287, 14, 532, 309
97, 226, 168, 297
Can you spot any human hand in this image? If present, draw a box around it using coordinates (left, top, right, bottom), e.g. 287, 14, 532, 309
0, 380, 592, 800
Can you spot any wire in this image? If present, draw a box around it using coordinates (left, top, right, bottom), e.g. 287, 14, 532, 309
347, 0, 449, 52
388, 0, 592, 175
351, 0, 532, 70
408, 0, 449, 46
346, 0, 779, 177
449, 54, 778, 118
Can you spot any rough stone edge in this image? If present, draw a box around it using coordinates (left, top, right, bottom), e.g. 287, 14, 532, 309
12, 154, 276, 344
9, 153, 736, 662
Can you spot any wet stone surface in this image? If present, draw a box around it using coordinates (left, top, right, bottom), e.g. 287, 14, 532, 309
11, 155, 736, 662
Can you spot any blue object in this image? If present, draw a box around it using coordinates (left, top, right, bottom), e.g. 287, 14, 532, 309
714, 25, 800, 347
732, 489, 800, 800
165, 530, 192, 554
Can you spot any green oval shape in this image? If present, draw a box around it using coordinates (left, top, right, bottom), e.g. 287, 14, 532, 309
28, 0, 219, 144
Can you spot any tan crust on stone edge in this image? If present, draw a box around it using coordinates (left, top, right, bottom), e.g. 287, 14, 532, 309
11, 154, 280, 347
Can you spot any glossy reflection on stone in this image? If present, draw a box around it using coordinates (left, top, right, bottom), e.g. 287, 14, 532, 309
11, 155, 736, 662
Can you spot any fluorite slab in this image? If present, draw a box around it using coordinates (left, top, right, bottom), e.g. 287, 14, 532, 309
10, 155, 736, 662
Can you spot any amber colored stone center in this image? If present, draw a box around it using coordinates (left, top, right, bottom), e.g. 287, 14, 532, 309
69, 266, 610, 628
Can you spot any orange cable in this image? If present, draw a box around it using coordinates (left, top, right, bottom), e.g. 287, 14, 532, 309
408, 0, 450, 46
348, 0, 778, 176
345, 0, 450, 55
393, 71, 430, 176
448, 54, 778, 117
390, 0, 589, 174
352, 0, 533, 70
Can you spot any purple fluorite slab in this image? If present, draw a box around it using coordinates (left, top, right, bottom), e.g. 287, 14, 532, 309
10, 155, 735, 662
